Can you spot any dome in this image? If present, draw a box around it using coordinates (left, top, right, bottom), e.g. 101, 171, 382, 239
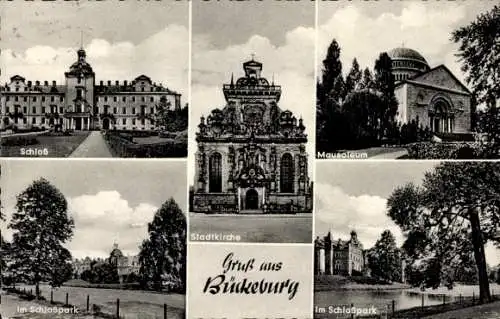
388, 47, 428, 64
388, 47, 430, 82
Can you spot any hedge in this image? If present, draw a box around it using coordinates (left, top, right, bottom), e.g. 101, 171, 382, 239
103, 132, 187, 158
406, 142, 483, 159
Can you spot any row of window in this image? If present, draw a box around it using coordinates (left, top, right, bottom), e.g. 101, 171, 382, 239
4, 106, 156, 115
5, 96, 64, 103
207, 152, 295, 193
393, 60, 423, 69
99, 96, 159, 103
102, 106, 154, 115
9, 117, 152, 126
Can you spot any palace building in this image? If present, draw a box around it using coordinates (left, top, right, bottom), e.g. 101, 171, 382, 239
192, 58, 313, 214
0, 48, 181, 131
388, 47, 472, 134
314, 231, 366, 276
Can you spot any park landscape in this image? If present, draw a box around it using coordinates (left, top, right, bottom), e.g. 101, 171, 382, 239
0, 161, 187, 318
314, 161, 500, 318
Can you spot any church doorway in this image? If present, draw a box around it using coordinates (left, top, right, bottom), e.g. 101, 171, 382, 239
103, 118, 110, 130
75, 118, 82, 130
245, 189, 259, 210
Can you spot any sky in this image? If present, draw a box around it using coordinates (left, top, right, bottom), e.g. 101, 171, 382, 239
314, 160, 500, 267
0, 159, 187, 259
0, 1, 189, 98
317, 0, 498, 87
189, 0, 316, 185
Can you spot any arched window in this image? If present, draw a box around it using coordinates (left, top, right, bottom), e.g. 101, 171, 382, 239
280, 153, 294, 193
209, 153, 222, 193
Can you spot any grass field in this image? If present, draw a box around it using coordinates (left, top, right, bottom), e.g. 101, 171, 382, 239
421, 300, 500, 318
1, 132, 90, 157
15, 284, 185, 319
189, 213, 312, 243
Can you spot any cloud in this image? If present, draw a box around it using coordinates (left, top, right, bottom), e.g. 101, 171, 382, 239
315, 184, 403, 249
318, 3, 467, 84
189, 25, 316, 184
67, 191, 158, 259
1, 24, 189, 97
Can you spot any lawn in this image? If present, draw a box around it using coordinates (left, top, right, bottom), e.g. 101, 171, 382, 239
421, 299, 500, 318
189, 214, 313, 243
1, 132, 90, 157
15, 284, 185, 319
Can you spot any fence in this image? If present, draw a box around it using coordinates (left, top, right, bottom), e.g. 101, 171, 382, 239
3, 286, 184, 319
314, 290, 499, 319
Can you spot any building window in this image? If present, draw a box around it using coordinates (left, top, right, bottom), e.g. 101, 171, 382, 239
122, 96, 126, 102
42, 96, 46, 102
42, 107, 46, 113
51, 96, 55, 102
122, 119, 126, 125
132, 107, 136, 114
24, 97, 27, 102
23, 118, 27, 124
77, 89, 83, 99
5, 107, 9, 113
60, 96, 64, 102
114, 96, 117, 102
23, 107, 27, 114
33, 97, 37, 102
150, 97, 154, 102
60, 107, 64, 113
15, 96, 19, 102
104, 96, 108, 102
41, 117, 46, 124
280, 153, 294, 193
132, 97, 136, 102
141, 119, 145, 125
150, 107, 154, 114
113, 107, 117, 114
132, 119, 136, 125
32, 107, 36, 114
32, 117, 36, 124
6, 96, 9, 102
15, 88, 19, 92
209, 152, 222, 193
141, 97, 145, 102
141, 87, 145, 92
122, 107, 126, 114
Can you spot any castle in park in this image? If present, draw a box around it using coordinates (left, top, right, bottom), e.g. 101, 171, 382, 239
1, 48, 181, 131
314, 231, 367, 276
191, 58, 313, 214
73, 243, 139, 284
388, 47, 472, 134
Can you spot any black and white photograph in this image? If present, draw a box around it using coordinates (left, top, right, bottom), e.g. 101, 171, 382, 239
316, 1, 500, 160
314, 161, 500, 318
0, 1, 188, 158
188, 1, 315, 243
0, 160, 187, 318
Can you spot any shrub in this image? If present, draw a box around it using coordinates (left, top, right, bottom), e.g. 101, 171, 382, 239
406, 142, 483, 159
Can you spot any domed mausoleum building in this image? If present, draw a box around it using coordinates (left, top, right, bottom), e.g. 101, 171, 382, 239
388, 47, 472, 134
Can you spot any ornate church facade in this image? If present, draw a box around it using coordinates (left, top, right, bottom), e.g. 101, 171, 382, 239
388, 47, 472, 134
1, 48, 181, 131
192, 59, 313, 214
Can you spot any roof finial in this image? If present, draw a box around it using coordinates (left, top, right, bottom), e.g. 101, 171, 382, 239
402, 40, 405, 48
251, 53, 255, 61
80, 30, 84, 49
272, 73, 274, 85
230, 72, 234, 85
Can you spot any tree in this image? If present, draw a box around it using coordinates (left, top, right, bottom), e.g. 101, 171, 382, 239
387, 162, 500, 303
452, 6, 500, 156
149, 96, 172, 130
7, 178, 74, 298
367, 230, 402, 282
92, 263, 119, 284
374, 52, 399, 138
139, 198, 186, 292
360, 68, 375, 90
321, 39, 344, 103
345, 58, 363, 94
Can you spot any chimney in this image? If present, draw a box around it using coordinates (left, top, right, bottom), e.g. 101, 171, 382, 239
115, 80, 119, 86
44, 81, 48, 86
107, 80, 111, 86
27, 81, 32, 86
35, 81, 40, 86
124, 80, 128, 86
100, 80, 103, 86
52, 81, 56, 86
